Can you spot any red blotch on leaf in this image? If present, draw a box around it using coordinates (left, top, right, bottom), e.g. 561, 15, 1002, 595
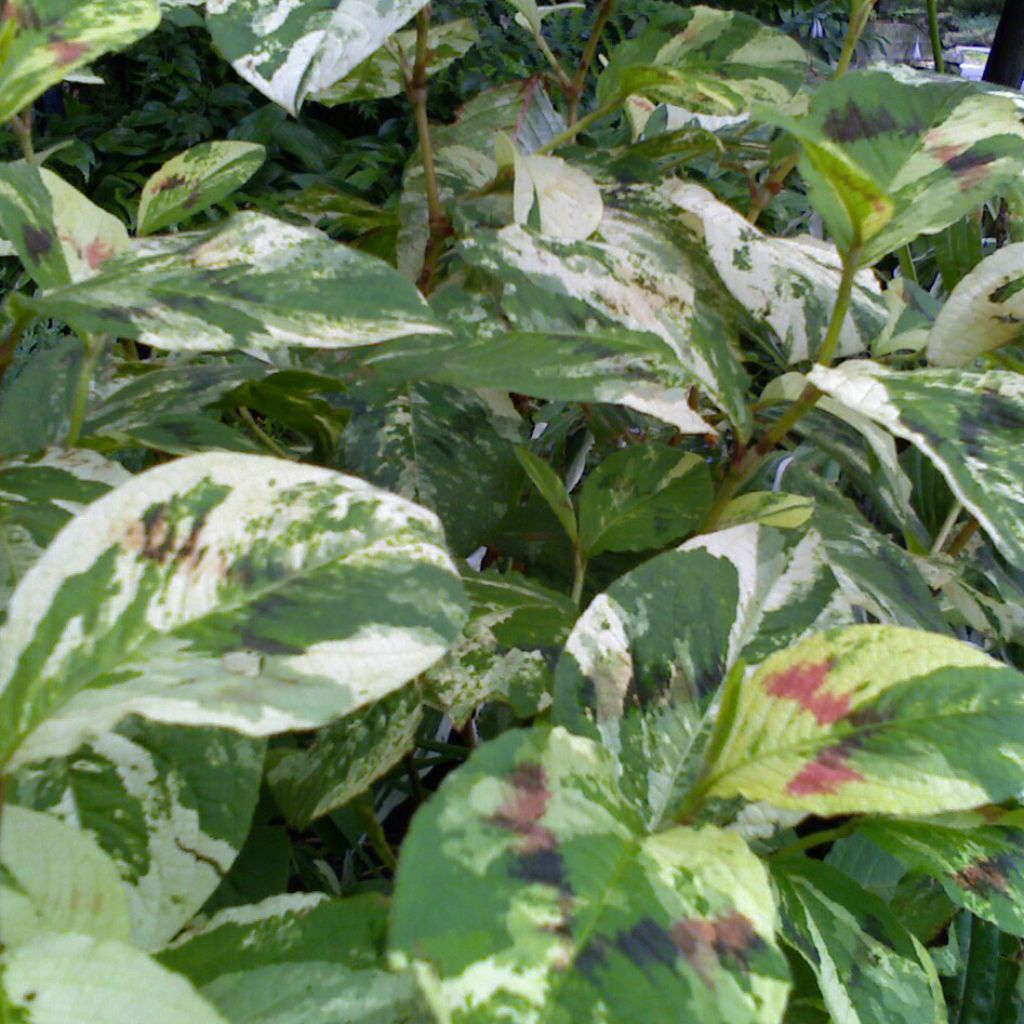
488, 763, 557, 853
84, 238, 115, 271
787, 747, 864, 796
764, 661, 849, 726
49, 37, 87, 66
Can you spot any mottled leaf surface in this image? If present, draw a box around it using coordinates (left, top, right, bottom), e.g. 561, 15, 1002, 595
313, 18, 477, 106
704, 624, 1024, 814
0, 0, 160, 124
599, 5, 807, 115
554, 523, 850, 827
267, 685, 422, 827
809, 361, 1024, 571
424, 570, 577, 724
761, 69, 1024, 264
30, 212, 445, 353
927, 241, 1024, 366
513, 153, 603, 243
8, 717, 264, 950
206, 0, 431, 114
0, 933, 228, 1023
138, 141, 266, 235
390, 724, 790, 1024
774, 859, 944, 1024
0, 162, 129, 289
0, 452, 467, 768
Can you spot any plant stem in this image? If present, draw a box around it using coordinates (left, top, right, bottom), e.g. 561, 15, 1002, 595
897, 244, 918, 285
571, 547, 587, 606
926, 0, 945, 73
930, 500, 964, 555
406, 6, 449, 293
354, 793, 398, 872
567, 0, 615, 125
815, 249, 860, 366
836, 0, 877, 77
66, 334, 105, 446
536, 97, 621, 154
238, 407, 293, 460
747, 152, 799, 226
404, 753, 427, 804
770, 820, 857, 859
10, 111, 34, 162
947, 516, 979, 558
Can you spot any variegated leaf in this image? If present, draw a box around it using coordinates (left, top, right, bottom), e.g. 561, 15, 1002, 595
861, 814, 1024, 937
159, 893, 424, 1024
205, 0, 431, 115
267, 685, 422, 828
760, 68, 1024, 265
137, 141, 266, 235
0, 448, 129, 620
927, 242, 1024, 367
1, 933, 228, 1023
0, 0, 160, 124
512, 153, 603, 243
313, 17, 477, 106
808, 361, 1024, 571
8, 717, 265, 950
553, 523, 852, 829
598, 5, 807, 116
669, 182, 886, 363
0, 803, 132, 947
773, 859, 945, 1024
703, 624, 1024, 815
343, 383, 522, 556
0, 161, 129, 289
27, 212, 445, 353
715, 492, 813, 532
424, 570, 577, 724
458, 204, 750, 436
578, 444, 712, 556
0, 452, 468, 769
390, 724, 790, 1024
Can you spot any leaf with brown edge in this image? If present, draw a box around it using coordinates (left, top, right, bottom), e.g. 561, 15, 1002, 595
702, 624, 1024, 816
390, 724, 790, 1024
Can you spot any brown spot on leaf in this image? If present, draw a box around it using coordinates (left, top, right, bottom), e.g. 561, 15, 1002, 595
930, 144, 998, 193
84, 238, 115, 271
22, 225, 53, 262
764, 661, 849, 726
49, 36, 87, 66
137, 504, 176, 563
183, 188, 204, 210
670, 911, 760, 985
824, 101, 899, 143
489, 763, 557, 853
153, 174, 188, 195
614, 918, 678, 972
954, 857, 1012, 895
787, 747, 865, 796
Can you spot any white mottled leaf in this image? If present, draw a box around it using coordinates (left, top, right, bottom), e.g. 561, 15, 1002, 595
513, 153, 603, 243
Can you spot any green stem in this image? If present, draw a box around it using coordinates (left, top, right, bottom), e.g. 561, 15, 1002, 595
770, 821, 857, 859
238, 407, 293, 460
536, 97, 621, 154
354, 794, 398, 873
897, 244, 919, 285
926, 0, 945, 73
815, 249, 860, 366
747, 152, 799, 226
10, 111, 34, 162
835, 0, 877, 77
567, 0, 616, 125
571, 547, 587, 606
947, 516, 979, 558
65, 334, 105, 446
535, 32, 574, 94
404, 753, 427, 804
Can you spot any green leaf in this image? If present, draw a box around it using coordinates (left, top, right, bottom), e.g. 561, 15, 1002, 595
598, 5, 807, 116
424, 570, 577, 724
703, 624, 1024, 815
344, 383, 521, 556
949, 914, 1020, 1024
773, 859, 945, 1024
0, 448, 129, 620
759, 69, 1024, 264
512, 153, 604, 243
137, 141, 266, 235
514, 446, 578, 545
1, 934, 228, 1023
927, 242, 1024, 367
0, 804, 132, 947
312, 18, 478, 106
716, 493, 813, 532
206, 0, 432, 115
8, 718, 265, 950
808, 361, 1024, 571
266, 684, 422, 828
0, 162, 129, 290
554, 523, 851, 828
0, 0, 160, 125
29, 212, 445, 353
578, 444, 712, 557
158, 893, 422, 1024
0, 452, 468, 769
860, 815, 1024, 938
390, 724, 790, 1024
671, 182, 887, 364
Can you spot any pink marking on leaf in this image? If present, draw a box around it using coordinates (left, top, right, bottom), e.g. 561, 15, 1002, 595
49, 38, 87, 66
85, 239, 115, 271
764, 661, 849, 726
787, 748, 864, 796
